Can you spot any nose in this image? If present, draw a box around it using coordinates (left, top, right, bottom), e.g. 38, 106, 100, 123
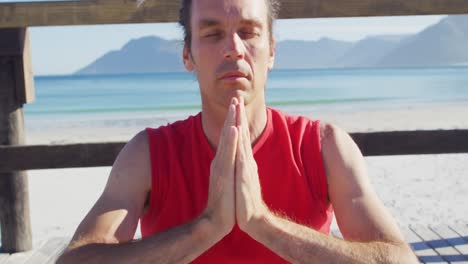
223, 32, 244, 60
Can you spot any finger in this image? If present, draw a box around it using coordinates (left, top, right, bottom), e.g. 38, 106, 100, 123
215, 126, 238, 179
217, 100, 237, 156
236, 125, 246, 180
239, 98, 249, 140
239, 98, 254, 159
235, 97, 241, 127
218, 108, 239, 178
224, 98, 238, 132
225, 126, 238, 165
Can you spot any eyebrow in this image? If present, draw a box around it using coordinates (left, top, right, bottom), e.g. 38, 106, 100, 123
239, 19, 263, 29
198, 19, 221, 30
197, 18, 264, 30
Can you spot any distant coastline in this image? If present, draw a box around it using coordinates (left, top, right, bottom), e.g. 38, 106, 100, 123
70, 15, 468, 76
35, 64, 468, 79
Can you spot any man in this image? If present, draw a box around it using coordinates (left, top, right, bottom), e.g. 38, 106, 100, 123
57, 0, 418, 263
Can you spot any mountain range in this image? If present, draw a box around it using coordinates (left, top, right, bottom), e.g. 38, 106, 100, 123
75, 15, 468, 75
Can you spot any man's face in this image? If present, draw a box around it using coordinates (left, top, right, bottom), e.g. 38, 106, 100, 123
183, 0, 275, 109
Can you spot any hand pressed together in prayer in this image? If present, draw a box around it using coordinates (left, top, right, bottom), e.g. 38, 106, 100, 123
202, 97, 269, 238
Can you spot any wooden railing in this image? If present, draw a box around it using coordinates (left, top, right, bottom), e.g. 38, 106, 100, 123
1, 0, 468, 254
1, 130, 468, 172
1, 0, 468, 28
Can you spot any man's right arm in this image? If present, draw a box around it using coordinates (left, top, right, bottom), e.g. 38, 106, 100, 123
58, 214, 218, 264
56, 130, 228, 263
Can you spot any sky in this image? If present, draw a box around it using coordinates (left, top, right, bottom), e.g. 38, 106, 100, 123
25, 15, 445, 75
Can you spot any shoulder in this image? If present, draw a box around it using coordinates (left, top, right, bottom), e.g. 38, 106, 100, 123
100, 130, 153, 217
317, 121, 367, 187
319, 121, 360, 158
320, 121, 345, 141
129, 129, 150, 149
119, 130, 150, 163
108, 130, 152, 196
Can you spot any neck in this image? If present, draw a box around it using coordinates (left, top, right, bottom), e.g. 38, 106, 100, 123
201, 100, 267, 151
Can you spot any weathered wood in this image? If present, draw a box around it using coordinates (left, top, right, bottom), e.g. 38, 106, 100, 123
431, 225, 468, 260
0, 0, 180, 28
401, 226, 425, 251
2, 250, 34, 264
279, 0, 468, 19
0, 237, 69, 264
0, 28, 32, 253
1, 129, 467, 172
450, 224, 468, 255
1, 0, 468, 28
412, 225, 464, 262
14, 28, 34, 105
24, 237, 69, 264
351, 129, 468, 156
0, 254, 9, 264
0, 142, 126, 172
0, 28, 34, 104
407, 225, 446, 263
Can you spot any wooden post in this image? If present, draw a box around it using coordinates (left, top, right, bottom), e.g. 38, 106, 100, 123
0, 28, 33, 253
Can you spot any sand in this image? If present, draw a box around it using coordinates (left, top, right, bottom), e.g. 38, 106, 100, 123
16, 102, 468, 245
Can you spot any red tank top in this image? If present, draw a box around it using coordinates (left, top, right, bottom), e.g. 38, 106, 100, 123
141, 107, 333, 263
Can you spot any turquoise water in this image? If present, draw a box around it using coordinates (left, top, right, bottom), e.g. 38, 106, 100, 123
24, 67, 468, 120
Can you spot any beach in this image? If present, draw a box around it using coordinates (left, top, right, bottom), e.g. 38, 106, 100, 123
22, 101, 468, 246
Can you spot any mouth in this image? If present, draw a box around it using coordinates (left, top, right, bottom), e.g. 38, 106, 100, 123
219, 71, 250, 81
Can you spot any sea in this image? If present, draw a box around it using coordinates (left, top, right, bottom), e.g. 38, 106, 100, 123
24, 67, 468, 131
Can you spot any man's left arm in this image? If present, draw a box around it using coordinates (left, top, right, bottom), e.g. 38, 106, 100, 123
239, 121, 418, 263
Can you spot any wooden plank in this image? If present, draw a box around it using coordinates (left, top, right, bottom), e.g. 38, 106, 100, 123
24, 237, 70, 264
3, 251, 34, 264
0, 31, 32, 253
431, 225, 468, 260
0, 28, 26, 56
351, 130, 468, 156
403, 226, 444, 263
450, 224, 468, 239
0, 254, 10, 264
278, 0, 468, 19
13, 28, 34, 104
409, 225, 448, 263
450, 224, 468, 255
412, 225, 461, 263
1, 129, 467, 172
399, 227, 425, 263
401, 226, 425, 251
0, 142, 125, 172
0, 28, 35, 104
1, 0, 468, 28
0, 0, 180, 28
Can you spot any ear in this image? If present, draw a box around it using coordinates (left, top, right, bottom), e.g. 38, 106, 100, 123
267, 37, 275, 71
183, 45, 194, 72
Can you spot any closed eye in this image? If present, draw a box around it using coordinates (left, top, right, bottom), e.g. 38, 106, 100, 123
204, 30, 223, 39
239, 31, 259, 39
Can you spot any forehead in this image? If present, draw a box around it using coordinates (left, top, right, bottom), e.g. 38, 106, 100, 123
191, 0, 268, 26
